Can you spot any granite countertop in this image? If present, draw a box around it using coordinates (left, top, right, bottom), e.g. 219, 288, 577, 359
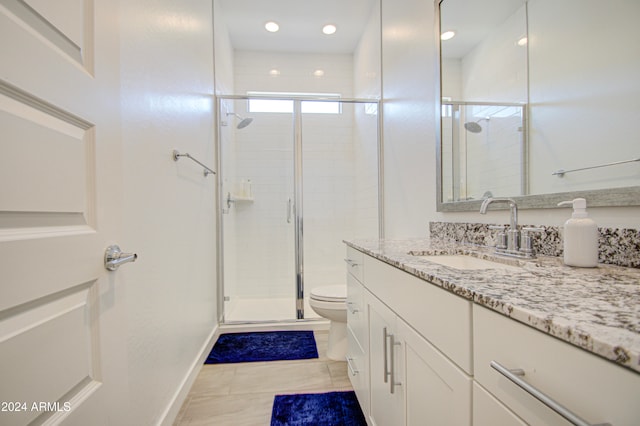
344, 238, 640, 374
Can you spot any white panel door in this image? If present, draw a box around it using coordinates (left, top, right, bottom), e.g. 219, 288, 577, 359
0, 1, 127, 425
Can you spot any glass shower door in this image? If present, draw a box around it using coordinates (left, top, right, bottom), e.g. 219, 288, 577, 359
301, 100, 380, 317
219, 97, 297, 322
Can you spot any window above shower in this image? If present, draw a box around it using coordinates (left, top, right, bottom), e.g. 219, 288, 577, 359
247, 92, 342, 115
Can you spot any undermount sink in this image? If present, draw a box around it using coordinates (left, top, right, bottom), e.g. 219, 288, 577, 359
410, 254, 522, 271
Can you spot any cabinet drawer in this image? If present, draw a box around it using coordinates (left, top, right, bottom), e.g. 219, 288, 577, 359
364, 255, 472, 374
347, 328, 369, 421
347, 273, 367, 349
474, 305, 640, 426
345, 246, 364, 283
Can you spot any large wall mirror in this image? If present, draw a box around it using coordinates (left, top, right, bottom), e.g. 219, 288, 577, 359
436, 0, 640, 211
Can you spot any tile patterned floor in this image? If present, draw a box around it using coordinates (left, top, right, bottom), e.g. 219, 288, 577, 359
174, 331, 352, 426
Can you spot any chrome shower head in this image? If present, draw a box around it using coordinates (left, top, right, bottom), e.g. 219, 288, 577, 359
227, 112, 254, 129
463, 117, 490, 133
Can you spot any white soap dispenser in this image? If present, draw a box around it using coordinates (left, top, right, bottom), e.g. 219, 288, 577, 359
557, 198, 599, 267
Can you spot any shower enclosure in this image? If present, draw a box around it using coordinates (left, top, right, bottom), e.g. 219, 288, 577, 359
217, 94, 382, 323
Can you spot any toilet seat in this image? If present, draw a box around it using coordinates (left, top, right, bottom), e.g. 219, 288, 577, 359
310, 285, 346, 302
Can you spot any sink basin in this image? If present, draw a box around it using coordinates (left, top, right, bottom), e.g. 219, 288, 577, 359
412, 254, 521, 271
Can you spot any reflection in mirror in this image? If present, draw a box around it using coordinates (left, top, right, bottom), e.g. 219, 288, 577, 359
441, 101, 526, 202
440, 0, 528, 202
438, 0, 640, 210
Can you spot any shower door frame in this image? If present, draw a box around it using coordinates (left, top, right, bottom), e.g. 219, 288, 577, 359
215, 94, 384, 324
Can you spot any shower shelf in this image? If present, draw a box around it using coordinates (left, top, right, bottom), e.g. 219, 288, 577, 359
226, 192, 254, 209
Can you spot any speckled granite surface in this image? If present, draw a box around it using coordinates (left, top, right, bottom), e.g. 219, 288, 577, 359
344, 238, 640, 374
429, 221, 640, 268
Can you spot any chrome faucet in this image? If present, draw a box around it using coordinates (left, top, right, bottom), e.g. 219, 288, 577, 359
480, 198, 520, 254
480, 198, 544, 259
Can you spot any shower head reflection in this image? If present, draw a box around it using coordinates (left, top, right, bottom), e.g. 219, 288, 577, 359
227, 112, 254, 129
463, 117, 490, 133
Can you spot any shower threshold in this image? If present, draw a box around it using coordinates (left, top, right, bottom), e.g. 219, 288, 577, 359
223, 296, 321, 323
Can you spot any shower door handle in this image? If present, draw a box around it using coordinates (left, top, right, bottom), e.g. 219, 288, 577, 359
287, 198, 292, 223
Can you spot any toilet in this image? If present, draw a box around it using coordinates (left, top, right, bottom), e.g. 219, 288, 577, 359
309, 285, 347, 361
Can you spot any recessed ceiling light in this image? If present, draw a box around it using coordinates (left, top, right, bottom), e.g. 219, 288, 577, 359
313, 69, 325, 77
322, 24, 337, 35
265, 21, 279, 33
517, 36, 528, 46
441, 30, 456, 41
269, 69, 281, 76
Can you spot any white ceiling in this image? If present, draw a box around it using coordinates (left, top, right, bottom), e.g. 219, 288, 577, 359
217, 0, 377, 54
216, 0, 526, 58
440, 0, 527, 59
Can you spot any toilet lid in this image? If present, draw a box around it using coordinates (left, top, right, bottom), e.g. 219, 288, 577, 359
310, 285, 346, 302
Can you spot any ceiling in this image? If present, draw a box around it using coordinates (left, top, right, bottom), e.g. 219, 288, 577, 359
440, 0, 527, 59
217, 0, 377, 54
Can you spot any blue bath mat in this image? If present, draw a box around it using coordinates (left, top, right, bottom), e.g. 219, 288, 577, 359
205, 331, 318, 364
271, 391, 367, 426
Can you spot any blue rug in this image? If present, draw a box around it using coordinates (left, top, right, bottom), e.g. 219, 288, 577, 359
271, 391, 367, 426
205, 331, 318, 364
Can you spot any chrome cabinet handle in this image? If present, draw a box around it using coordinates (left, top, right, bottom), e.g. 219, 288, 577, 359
104, 245, 137, 271
287, 198, 292, 223
344, 258, 359, 267
346, 357, 358, 376
383, 327, 389, 383
389, 333, 402, 394
389, 332, 396, 394
346, 302, 359, 314
490, 361, 611, 426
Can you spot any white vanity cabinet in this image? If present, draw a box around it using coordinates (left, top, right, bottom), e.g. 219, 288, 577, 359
367, 289, 473, 426
345, 246, 369, 420
346, 246, 473, 426
346, 243, 640, 426
474, 305, 640, 426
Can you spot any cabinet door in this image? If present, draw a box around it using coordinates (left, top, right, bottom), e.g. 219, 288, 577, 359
473, 382, 526, 426
368, 292, 405, 426
398, 318, 472, 426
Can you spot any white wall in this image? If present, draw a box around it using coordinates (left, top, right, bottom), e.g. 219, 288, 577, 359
213, 0, 234, 97
354, 0, 382, 237
233, 51, 354, 96
119, 1, 217, 423
381, 0, 438, 237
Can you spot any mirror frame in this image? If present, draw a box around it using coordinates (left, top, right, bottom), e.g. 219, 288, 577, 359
434, 0, 640, 212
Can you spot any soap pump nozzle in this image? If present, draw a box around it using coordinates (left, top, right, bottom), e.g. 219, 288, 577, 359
558, 198, 588, 218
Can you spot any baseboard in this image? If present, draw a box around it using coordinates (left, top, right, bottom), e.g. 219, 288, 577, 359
157, 324, 220, 426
